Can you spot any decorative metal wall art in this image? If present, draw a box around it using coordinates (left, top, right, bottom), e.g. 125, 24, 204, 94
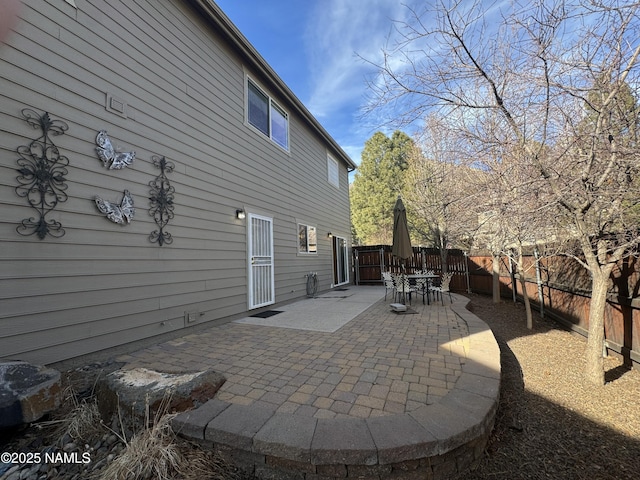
15, 109, 69, 239
95, 189, 135, 224
148, 155, 175, 246
95, 130, 135, 169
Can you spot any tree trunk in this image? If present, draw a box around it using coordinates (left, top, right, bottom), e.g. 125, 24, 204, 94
520, 275, 533, 329
516, 250, 533, 329
492, 253, 501, 303
585, 272, 609, 385
438, 228, 448, 274
440, 249, 448, 274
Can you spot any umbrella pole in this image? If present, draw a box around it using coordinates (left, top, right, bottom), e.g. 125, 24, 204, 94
401, 262, 407, 304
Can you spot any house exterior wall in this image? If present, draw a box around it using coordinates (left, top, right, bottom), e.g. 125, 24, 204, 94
0, 0, 354, 365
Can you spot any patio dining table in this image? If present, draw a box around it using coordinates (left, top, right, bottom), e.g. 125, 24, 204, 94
407, 273, 439, 305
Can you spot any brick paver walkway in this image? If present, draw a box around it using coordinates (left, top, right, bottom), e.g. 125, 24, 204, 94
116, 291, 470, 419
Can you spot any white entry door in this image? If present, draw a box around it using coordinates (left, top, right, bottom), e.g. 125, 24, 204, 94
248, 213, 274, 309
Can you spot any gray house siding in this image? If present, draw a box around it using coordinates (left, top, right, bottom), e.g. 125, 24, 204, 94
0, 0, 355, 365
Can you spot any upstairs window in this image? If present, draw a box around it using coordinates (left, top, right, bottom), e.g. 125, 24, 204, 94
247, 78, 289, 150
327, 155, 339, 188
247, 80, 269, 136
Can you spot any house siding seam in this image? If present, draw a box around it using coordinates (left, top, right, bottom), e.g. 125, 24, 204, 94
0, 0, 353, 364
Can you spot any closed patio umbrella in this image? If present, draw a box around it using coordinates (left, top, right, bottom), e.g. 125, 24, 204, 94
392, 197, 412, 261
392, 197, 412, 303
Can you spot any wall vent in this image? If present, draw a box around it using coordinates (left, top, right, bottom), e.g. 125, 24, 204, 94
105, 93, 127, 118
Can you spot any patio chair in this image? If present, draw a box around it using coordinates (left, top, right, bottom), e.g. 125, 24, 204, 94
429, 272, 454, 305
422, 270, 435, 303
382, 272, 396, 301
391, 274, 402, 299
413, 276, 429, 304
396, 275, 417, 305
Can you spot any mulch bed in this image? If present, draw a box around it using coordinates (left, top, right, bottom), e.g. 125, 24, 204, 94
463, 294, 640, 480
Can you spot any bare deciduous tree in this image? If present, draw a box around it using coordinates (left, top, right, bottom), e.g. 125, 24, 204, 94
365, 0, 640, 384
402, 116, 479, 271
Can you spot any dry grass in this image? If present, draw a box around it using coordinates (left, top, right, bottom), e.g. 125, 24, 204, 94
177, 443, 242, 480
57, 390, 104, 443
97, 413, 240, 480
98, 391, 241, 480
99, 412, 183, 480
18, 384, 105, 446
464, 294, 640, 480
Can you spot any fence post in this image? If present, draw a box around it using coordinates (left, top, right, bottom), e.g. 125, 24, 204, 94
492, 253, 501, 303
464, 251, 471, 293
508, 252, 517, 303
534, 248, 545, 318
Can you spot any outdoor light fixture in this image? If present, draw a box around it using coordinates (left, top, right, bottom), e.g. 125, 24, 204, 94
236, 209, 246, 220
328, 232, 333, 238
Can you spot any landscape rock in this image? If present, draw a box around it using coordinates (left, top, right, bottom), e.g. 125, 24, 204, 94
96, 367, 225, 421
0, 361, 61, 428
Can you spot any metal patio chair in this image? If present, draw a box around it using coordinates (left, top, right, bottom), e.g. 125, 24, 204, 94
382, 271, 397, 301
429, 272, 454, 305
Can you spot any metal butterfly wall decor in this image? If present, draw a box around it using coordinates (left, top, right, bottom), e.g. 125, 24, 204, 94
95, 130, 136, 169
95, 189, 135, 224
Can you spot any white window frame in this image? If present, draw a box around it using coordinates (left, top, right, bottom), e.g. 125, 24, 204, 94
327, 154, 339, 188
297, 223, 317, 255
246, 76, 289, 151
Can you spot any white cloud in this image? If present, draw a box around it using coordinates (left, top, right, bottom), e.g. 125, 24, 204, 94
296, 0, 526, 171
303, 0, 409, 120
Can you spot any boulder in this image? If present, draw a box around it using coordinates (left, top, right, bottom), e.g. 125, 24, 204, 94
0, 361, 62, 428
97, 367, 225, 421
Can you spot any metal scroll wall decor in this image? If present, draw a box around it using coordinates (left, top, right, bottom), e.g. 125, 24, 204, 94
15, 109, 69, 239
148, 155, 175, 246
95, 189, 135, 224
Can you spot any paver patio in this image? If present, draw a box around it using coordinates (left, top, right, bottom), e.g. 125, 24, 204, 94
114, 286, 500, 479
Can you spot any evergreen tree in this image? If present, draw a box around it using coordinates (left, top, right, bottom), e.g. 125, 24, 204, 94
350, 131, 413, 245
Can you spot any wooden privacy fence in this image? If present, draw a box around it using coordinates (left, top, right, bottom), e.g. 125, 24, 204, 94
468, 253, 640, 369
352, 246, 639, 368
352, 245, 470, 292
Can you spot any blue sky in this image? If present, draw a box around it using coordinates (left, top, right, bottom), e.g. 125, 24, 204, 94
214, 0, 414, 167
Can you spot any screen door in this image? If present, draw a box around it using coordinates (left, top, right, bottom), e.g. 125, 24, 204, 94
248, 213, 274, 308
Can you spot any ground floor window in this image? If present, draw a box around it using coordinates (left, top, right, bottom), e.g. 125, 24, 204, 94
298, 224, 317, 254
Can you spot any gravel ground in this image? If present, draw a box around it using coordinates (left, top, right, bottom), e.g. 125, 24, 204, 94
463, 293, 640, 480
